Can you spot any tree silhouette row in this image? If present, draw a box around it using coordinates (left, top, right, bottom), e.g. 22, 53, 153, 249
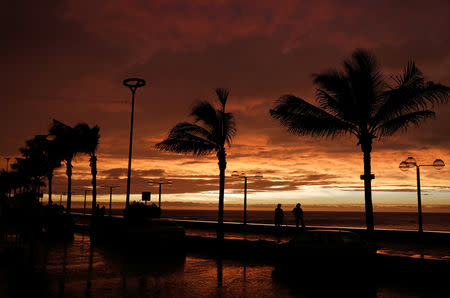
1, 120, 100, 213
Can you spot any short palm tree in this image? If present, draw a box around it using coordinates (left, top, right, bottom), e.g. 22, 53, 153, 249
155, 88, 236, 240
75, 123, 100, 211
17, 135, 52, 198
22, 135, 63, 205
270, 49, 449, 252
49, 120, 80, 212
11, 157, 37, 194
44, 137, 63, 205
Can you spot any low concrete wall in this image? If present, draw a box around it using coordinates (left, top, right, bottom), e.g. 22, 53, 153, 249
72, 212, 450, 243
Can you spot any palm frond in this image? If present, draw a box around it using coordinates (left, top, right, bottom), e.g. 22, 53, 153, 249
190, 101, 220, 132
345, 49, 378, 73
376, 110, 435, 137
421, 81, 450, 104
157, 89, 236, 157
343, 49, 384, 119
167, 122, 216, 143
313, 71, 350, 115
215, 88, 230, 109
155, 137, 216, 155
220, 112, 236, 146
49, 119, 78, 161
270, 95, 356, 137
373, 73, 449, 126
392, 62, 423, 87
74, 123, 100, 155
49, 119, 70, 136
155, 122, 217, 155
378, 62, 426, 118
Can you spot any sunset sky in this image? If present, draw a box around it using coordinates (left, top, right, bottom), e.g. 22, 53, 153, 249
1, 0, 450, 211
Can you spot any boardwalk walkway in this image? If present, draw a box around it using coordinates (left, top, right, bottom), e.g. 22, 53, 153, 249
72, 212, 450, 261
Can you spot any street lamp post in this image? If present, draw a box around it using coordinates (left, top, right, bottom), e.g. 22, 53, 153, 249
108, 186, 120, 216
60, 193, 65, 206
148, 180, 172, 208
123, 78, 146, 208
83, 189, 91, 215
231, 171, 263, 225
399, 157, 445, 233
5, 157, 10, 197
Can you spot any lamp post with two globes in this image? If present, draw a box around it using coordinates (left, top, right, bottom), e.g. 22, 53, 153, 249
231, 171, 263, 226
399, 157, 445, 233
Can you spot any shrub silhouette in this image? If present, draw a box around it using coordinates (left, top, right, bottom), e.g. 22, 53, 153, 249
123, 201, 161, 221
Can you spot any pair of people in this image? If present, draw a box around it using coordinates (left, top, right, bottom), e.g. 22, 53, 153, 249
274, 203, 304, 228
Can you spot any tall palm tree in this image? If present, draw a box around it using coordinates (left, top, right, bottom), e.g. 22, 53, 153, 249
270, 49, 449, 252
75, 123, 100, 211
49, 120, 80, 212
155, 88, 236, 240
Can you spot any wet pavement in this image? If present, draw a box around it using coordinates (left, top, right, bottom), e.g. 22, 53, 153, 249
1, 234, 309, 297
1, 233, 450, 297
184, 227, 450, 261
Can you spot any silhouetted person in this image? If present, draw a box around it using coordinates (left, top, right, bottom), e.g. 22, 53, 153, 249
274, 204, 284, 228
292, 203, 305, 228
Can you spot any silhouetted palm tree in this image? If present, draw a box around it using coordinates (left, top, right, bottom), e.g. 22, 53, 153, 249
8, 135, 61, 203
0, 169, 16, 198
20, 135, 63, 204
49, 120, 80, 212
75, 123, 100, 211
44, 138, 63, 205
4, 165, 28, 196
156, 88, 236, 240
16, 135, 50, 197
270, 49, 449, 252
10, 158, 35, 194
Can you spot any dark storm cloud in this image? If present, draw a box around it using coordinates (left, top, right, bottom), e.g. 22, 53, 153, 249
1, 0, 449, 198
101, 168, 166, 179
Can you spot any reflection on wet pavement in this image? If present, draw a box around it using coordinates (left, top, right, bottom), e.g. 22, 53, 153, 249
2, 233, 449, 297
38, 234, 293, 297
186, 228, 450, 261
377, 241, 450, 261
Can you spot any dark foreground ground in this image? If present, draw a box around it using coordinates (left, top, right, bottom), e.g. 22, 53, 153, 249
1, 233, 449, 298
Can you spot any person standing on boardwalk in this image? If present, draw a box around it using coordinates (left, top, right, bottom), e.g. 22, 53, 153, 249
274, 204, 284, 228
292, 203, 305, 228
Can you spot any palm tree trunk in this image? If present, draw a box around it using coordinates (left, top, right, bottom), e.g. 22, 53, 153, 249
90, 155, 97, 212
361, 140, 375, 254
66, 160, 72, 212
32, 178, 37, 197
217, 150, 226, 241
48, 173, 53, 205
